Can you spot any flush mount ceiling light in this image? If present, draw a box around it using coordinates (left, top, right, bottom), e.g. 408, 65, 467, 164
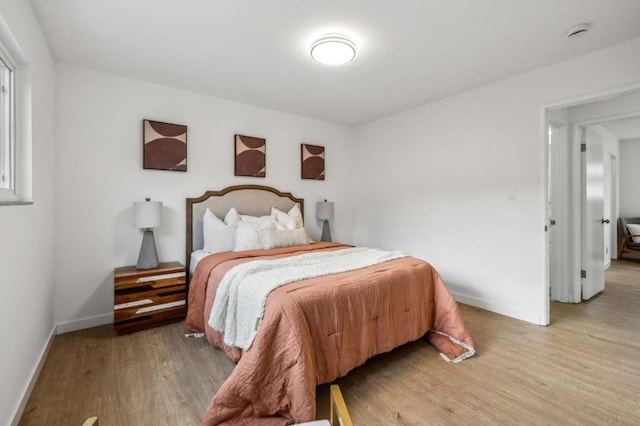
310, 34, 357, 66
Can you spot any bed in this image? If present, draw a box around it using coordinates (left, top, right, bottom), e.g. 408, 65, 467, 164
184, 185, 475, 425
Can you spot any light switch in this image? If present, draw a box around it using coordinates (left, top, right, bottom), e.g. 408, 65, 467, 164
507, 186, 517, 200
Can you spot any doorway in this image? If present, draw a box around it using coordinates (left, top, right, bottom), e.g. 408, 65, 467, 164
545, 87, 640, 320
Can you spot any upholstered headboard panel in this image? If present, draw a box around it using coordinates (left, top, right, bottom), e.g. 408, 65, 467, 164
185, 185, 304, 278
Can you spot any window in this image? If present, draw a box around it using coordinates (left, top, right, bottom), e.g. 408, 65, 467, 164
0, 20, 32, 204
0, 51, 14, 197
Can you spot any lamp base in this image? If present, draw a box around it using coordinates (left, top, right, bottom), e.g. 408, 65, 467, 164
137, 229, 159, 269
320, 219, 332, 242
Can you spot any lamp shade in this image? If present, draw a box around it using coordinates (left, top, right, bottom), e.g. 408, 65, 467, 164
134, 199, 162, 229
316, 201, 334, 221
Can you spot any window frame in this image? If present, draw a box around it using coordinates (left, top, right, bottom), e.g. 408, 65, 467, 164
0, 41, 16, 203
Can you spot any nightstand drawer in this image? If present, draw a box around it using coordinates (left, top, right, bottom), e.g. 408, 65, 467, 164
114, 261, 186, 334
115, 287, 185, 319
115, 282, 185, 305
115, 272, 186, 290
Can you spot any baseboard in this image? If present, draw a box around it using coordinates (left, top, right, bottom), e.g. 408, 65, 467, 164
11, 314, 113, 423
10, 324, 56, 426
451, 291, 544, 325
56, 312, 113, 334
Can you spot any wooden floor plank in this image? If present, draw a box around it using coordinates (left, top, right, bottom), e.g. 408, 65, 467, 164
20, 260, 640, 425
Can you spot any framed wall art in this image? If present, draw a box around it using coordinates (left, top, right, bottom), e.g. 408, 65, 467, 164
301, 143, 325, 180
235, 134, 266, 177
143, 119, 187, 171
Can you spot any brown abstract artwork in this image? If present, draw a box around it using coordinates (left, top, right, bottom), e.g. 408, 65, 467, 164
235, 134, 266, 177
143, 119, 187, 171
301, 144, 325, 180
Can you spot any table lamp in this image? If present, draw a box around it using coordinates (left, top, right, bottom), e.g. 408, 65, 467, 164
134, 198, 162, 269
316, 200, 334, 242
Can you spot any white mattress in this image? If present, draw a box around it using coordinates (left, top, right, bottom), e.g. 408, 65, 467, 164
190, 249, 212, 275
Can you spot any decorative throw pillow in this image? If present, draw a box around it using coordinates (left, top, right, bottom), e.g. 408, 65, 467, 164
627, 224, 640, 243
240, 214, 274, 225
240, 214, 259, 223
271, 205, 303, 229
262, 228, 310, 250
288, 205, 304, 229
234, 220, 278, 251
203, 208, 237, 253
271, 207, 297, 230
224, 207, 241, 226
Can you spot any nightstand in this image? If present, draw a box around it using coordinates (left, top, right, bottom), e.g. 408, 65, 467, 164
114, 261, 186, 334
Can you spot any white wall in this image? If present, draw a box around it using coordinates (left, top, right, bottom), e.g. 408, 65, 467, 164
353, 37, 640, 325
0, 0, 56, 424
620, 138, 640, 217
54, 64, 355, 329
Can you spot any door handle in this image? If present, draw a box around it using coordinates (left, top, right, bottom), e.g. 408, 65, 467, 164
601, 219, 610, 224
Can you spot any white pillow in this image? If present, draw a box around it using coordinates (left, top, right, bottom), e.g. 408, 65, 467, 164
271, 205, 303, 230
224, 207, 241, 225
627, 224, 640, 243
203, 208, 237, 253
240, 214, 285, 229
262, 228, 310, 250
234, 220, 278, 251
240, 214, 271, 224
271, 207, 296, 230
240, 214, 260, 223
288, 205, 304, 229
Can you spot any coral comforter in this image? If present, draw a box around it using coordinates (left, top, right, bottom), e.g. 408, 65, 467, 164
185, 242, 474, 425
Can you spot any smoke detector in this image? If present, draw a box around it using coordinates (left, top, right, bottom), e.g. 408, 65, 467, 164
566, 23, 590, 39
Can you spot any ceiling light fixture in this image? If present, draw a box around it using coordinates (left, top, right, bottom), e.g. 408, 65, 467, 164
310, 34, 357, 66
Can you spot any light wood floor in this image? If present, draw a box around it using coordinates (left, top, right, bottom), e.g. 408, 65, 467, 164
20, 260, 640, 425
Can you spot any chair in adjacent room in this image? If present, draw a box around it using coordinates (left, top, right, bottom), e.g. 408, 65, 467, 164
617, 217, 640, 260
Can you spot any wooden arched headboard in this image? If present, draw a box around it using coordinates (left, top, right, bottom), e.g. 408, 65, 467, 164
185, 185, 304, 280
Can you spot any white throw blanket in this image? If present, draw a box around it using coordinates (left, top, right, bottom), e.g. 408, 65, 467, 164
209, 247, 407, 350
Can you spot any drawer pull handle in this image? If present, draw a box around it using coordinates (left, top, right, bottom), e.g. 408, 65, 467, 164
136, 272, 186, 283
115, 299, 153, 310
135, 300, 185, 314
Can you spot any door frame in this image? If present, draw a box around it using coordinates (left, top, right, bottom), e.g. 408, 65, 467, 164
540, 82, 640, 325
547, 115, 569, 302
609, 153, 618, 262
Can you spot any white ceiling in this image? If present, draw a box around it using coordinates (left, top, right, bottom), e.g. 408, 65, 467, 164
30, 0, 640, 125
605, 117, 640, 141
